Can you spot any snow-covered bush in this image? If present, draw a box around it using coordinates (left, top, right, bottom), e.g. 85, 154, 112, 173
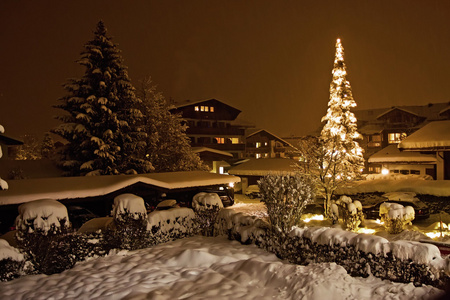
0, 239, 25, 281
147, 207, 196, 242
106, 194, 149, 250
192, 192, 223, 236
258, 174, 315, 243
380, 202, 415, 234
15, 199, 74, 275
333, 196, 364, 231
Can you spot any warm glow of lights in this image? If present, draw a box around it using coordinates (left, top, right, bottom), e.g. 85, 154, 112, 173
381, 168, 389, 175
356, 228, 376, 234
375, 219, 384, 225
302, 215, 324, 223
228, 182, 234, 188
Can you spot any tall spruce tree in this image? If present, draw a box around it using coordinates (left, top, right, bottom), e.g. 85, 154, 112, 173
53, 21, 151, 176
298, 39, 364, 217
319, 38, 364, 216
138, 77, 206, 172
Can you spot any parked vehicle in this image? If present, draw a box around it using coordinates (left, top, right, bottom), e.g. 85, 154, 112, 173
67, 206, 99, 230
245, 185, 261, 199
362, 199, 430, 220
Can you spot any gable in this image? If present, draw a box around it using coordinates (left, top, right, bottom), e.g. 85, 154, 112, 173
376, 107, 425, 124
171, 99, 241, 120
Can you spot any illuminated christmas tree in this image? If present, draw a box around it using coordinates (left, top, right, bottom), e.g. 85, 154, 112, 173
317, 39, 364, 216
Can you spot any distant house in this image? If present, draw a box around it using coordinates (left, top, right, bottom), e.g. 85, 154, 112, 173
0, 132, 23, 159
355, 102, 450, 173
245, 129, 298, 159
368, 144, 437, 178
398, 120, 450, 180
170, 99, 253, 160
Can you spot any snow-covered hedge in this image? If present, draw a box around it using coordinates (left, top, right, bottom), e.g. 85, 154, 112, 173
192, 192, 223, 236
215, 208, 450, 288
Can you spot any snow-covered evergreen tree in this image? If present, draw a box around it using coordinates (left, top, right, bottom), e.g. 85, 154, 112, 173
298, 39, 364, 217
0, 124, 8, 190
137, 77, 206, 172
40, 132, 55, 159
53, 21, 151, 176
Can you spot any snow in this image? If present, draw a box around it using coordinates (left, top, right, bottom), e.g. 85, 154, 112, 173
111, 193, 147, 220
0, 171, 240, 205
192, 192, 224, 210
0, 236, 444, 300
368, 144, 437, 163
0, 239, 24, 262
228, 158, 298, 176
380, 203, 415, 220
147, 207, 195, 234
398, 120, 450, 150
337, 178, 450, 196
15, 199, 69, 233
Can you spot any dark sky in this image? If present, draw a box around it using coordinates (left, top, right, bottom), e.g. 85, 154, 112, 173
1, 0, 450, 139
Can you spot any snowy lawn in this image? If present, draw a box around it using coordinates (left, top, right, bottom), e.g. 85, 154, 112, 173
0, 235, 444, 300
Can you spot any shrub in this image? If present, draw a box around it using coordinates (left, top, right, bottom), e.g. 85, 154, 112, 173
192, 192, 223, 236
105, 194, 150, 250
380, 203, 415, 234
258, 173, 315, 243
333, 196, 364, 231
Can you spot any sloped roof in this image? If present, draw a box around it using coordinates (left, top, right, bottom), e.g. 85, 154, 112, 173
398, 120, 450, 150
376, 107, 420, 120
0, 134, 23, 146
354, 102, 450, 123
359, 124, 384, 135
246, 129, 297, 149
173, 98, 241, 113
191, 147, 233, 158
368, 144, 437, 163
228, 158, 298, 176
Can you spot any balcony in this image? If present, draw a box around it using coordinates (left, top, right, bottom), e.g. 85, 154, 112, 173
186, 127, 245, 136
191, 143, 245, 151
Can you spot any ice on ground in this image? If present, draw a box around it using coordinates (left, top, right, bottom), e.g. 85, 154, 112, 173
0, 236, 444, 300
16, 199, 69, 233
112, 193, 147, 220
0, 239, 24, 261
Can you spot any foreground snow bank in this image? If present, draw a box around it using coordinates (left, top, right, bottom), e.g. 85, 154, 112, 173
0, 236, 444, 300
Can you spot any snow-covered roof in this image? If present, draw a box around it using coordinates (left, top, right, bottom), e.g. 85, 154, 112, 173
398, 120, 450, 150
0, 171, 240, 206
191, 147, 233, 158
376, 107, 420, 120
368, 145, 437, 163
173, 98, 241, 112
228, 158, 298, 176
358, 124, 384, 135
246, 129, 297, 149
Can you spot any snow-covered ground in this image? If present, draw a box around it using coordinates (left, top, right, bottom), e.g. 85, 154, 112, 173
0, 235, 444, 300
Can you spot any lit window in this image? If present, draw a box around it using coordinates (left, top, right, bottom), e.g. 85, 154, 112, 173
219, 167, 224, 174
205, 106, 209, 112
256, 153, 261, 159
195, 106, 199, 111
388, 133, 407, 144
215, 137, 225, 144
264, 142, 268, 146
256, 142, 261, 148
210, 106, 214, 112
231, 138, 239, 144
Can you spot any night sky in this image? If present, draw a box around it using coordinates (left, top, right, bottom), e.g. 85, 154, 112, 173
1, 0, 450, 140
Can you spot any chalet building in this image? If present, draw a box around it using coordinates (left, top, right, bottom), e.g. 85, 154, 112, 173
245, 129, 298, 159
170, 99, 251, 160
398, 120, 450, 180
354, 102, 450, 174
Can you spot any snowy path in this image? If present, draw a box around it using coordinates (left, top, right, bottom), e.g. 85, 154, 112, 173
0, 236, 443, 300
